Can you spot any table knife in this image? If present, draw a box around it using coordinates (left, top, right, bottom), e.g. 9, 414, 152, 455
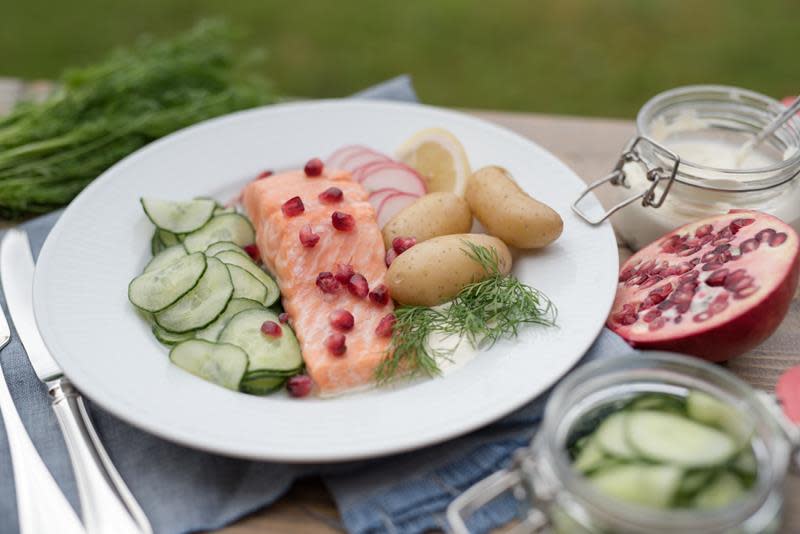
0, 298, 86, 534
1, 229, 151, 534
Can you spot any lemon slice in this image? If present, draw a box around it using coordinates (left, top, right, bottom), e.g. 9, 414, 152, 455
395, 128, 471, 196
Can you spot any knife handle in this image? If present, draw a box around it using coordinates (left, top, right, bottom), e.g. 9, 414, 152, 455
0, 360, 86, 534
50, 379, 152, 534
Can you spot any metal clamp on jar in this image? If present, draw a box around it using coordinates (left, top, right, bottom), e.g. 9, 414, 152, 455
447, 354, 800, 534
572, 86, 800, 251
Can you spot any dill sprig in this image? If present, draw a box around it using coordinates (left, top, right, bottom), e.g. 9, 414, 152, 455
376, 242, 557, 383
449, 241, 557, 348
376, 305, 447, 384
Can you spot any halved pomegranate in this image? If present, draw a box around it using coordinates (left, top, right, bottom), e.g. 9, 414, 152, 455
608, 211, 799, 362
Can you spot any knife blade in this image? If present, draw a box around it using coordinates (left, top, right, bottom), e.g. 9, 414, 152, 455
0, 229, 61, 381
0, 228, 151, 534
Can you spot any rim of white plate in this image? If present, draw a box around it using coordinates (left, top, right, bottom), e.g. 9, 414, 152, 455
33, 99, 618, 462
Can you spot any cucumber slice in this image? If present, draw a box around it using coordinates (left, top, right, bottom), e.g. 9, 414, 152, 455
692, 472, 745, 509
141, 197, 216, 234
589, 464, 683, 508
128, 252, 206, 312
183, 214, 255, 254
626, 411, 737, 468
219, 309, 302, 374
687, 391, 751, 447
677, 470, 716, 498
144, 245, 187, 273
155, 257, 233, 332
227, 264, 268, 303
158, 229, 182, 247
629, 393, 685, 414
151, 231, 165, 255
731, 448, 757, 478
205, 241, 249, 258
215, 251, 279, 306
152, 324, 194, 345
195, 298, 263, 342
595, 412, 637, 459
214, 206, 236, 215
169, 340, 248, 391
573, 437, 609, 474
240, 375, 286, 395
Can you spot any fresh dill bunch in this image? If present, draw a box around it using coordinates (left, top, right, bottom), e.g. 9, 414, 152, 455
376, 241, 557, 383
447, 242, 558, 348
376, 305, 448, 384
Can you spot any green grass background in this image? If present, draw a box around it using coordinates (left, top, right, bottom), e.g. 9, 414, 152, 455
1, 0, 796, 118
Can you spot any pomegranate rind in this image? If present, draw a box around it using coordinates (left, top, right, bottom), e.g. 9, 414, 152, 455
608, 211, 800, 362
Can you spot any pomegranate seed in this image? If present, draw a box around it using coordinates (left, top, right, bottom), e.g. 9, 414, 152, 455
770, 232, 788, 247
695, 224, 713, 238
705, 268, 729, 287
287, 375, 313, 398
740, 238, 760, 253
709, 294, 729, 314
304, 157, 324, 177
299, 224, 320, 248
331, 211, 355, 231
676, 246, 701, 257
329, 309, 355, 331
255, 170, 273, 180
729, 218, 755, 233
734, 286, 759, 299
385, 248, 398, 267
642, 309, 662, 322
282, 196, 305, 217
316, 272, 340, 293
319, 187, 343, 204
392, 236, 417, 254
333, 263, 355, 284
637, 259, 656, 274
648, 317, 667, 331
348, 273, 369, 298
244, 243, 261, 262
375, 313, 397, 337
619, 266, 636, 282
369, 284, 390, 305
260, 320, 282, 337
325, 333, 347, 356
278, 312, 290, 324
755, 228, 776, 243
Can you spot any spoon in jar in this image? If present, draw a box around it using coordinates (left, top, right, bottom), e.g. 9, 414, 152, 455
735, 95, 800, 167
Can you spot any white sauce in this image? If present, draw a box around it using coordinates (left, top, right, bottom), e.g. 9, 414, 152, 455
429, 331, 479, 374
612, 111, 800, 250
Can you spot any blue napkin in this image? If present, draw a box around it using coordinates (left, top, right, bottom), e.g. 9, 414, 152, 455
0, 75, 632, 534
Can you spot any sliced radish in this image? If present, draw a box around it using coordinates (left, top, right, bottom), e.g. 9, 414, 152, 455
368, 188, 404, 213
327, 145, 369, 169
360, 163, 427, 196
353, 160, 413, 182
377, 192, 418, 228
340, 149, 392, 172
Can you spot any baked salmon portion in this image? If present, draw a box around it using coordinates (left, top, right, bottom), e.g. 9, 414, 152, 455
242, 168, 393, 394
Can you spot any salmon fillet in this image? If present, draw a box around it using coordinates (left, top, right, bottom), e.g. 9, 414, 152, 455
242, 169, 393, 394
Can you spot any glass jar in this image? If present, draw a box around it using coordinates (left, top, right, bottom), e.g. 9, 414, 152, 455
447, 353, 800, 534
572, 86, 800, 250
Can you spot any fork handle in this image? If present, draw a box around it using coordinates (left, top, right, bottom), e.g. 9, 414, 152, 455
50, 379, 152, 534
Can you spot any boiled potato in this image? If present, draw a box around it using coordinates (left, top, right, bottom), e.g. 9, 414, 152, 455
466, 166, 563, 248
386, 233, 512, 306
382, 192, 472, 248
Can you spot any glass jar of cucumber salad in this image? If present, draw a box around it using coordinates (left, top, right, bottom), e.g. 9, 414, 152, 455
572, 85, 800, 250
448, 353, 800, 534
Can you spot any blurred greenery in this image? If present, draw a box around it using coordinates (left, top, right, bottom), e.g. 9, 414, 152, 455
1, 0, 796, 118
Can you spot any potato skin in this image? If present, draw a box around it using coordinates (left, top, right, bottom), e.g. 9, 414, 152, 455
386, 233, 512, 306
382, 192, 472, 248
466, 166, 563, 248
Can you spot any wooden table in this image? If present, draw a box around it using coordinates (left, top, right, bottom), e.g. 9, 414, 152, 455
1, 80, 797, 533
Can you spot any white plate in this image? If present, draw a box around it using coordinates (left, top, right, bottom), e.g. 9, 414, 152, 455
34, 100, 618, 462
